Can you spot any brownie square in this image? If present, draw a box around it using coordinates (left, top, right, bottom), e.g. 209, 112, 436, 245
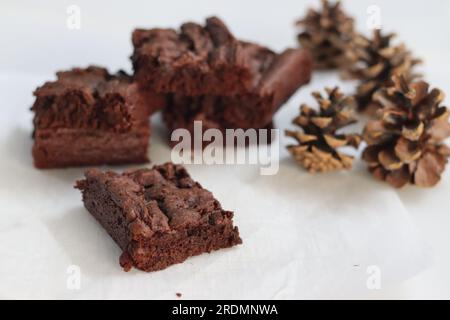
162, 48, 313, 137
131, 16, 282, 96
31, 66, 165, 168
76, 162, 242, 272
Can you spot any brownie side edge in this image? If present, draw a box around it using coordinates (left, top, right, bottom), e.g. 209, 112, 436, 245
75, 169, 134, 252
33, 125, 150, 169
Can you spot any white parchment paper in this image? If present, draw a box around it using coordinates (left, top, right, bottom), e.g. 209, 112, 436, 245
0, 74, 431, 299
2, 0, 447, 298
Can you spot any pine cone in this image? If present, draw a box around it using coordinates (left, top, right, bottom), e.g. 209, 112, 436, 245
362, 75, 450, 188
286, 87, 361, 173
344, 30, 422, 113
296, 0, 356, 70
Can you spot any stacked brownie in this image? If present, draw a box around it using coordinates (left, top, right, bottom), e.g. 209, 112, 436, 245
32, 67, 165, 168
132, 16, 313, 141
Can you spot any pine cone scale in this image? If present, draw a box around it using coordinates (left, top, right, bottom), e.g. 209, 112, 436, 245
402, 121, 424, 141
414, 151, 446, 187
394, 137, 422, 163
378, 149, 403, 171
386, 167, 410, 188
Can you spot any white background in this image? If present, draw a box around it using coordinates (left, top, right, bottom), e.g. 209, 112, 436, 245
1, 0, 450, 299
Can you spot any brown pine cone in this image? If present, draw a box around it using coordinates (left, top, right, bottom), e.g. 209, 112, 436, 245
362, 75, 450, 188
344, 30, 422, 113
286, 87, 361, 173
296, 0, 356, 70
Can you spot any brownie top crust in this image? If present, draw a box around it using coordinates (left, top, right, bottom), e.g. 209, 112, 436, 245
77, 163, 234, 238
32, 66, 150, 132
131, 16, 276, 94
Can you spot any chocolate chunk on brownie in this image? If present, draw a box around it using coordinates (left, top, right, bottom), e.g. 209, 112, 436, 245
163, 48, 313, 138
32, 66, 165, 168
131, 16, 279, 96
75, 162, 242, 272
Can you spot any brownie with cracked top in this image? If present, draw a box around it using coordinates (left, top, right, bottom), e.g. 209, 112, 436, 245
76, 162, 242, 272
131, 16, 298, 96
31, 66, 165, 168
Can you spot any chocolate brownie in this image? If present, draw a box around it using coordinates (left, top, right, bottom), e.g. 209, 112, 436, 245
163, 48, 313, 137
132, 16, 285, 96
32, 66, 165, 168
76, 163, 242, 272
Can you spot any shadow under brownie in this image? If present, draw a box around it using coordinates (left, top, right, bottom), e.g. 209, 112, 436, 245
76, 162, 242, 272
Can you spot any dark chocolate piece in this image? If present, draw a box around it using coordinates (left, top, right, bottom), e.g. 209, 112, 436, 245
131, 16, 278, 96
31, 66, 165, 168
76, 162, 242, 272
